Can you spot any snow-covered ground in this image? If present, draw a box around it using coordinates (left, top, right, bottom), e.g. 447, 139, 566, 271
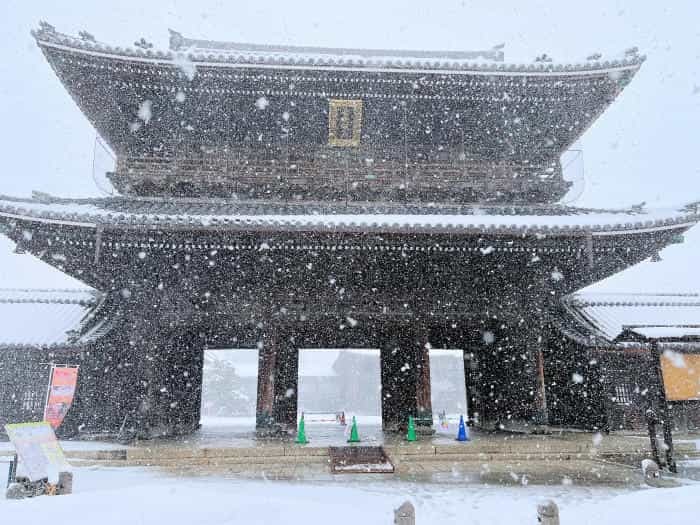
1, 465, 699, 525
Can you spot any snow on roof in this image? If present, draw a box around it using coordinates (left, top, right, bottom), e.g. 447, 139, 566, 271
0, 288, 96, 305
628, 326, 700, 340
0, 289, 100, 349
563, 292, 700, 343
0, 195, 697, 236
32, 23, 645, 75
167, 29, 504, 64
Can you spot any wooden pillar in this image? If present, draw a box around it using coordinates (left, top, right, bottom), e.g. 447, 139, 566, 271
528, 314, 549, 429
255, 329, 298, 436
273, 336, 299, 432
651, 340, 676, 472
128, 327, 204, 440
415, 341, 433, 430
380, 326, 433, 433
381, 344, 409, 432
475, 317, 549, 432
380, 330, 416, 432
255, 342, 277, 431
534, 345, 549, 427
463, 350, 478, 426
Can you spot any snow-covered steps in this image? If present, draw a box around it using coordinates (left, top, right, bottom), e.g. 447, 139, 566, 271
31, 431, 698, 484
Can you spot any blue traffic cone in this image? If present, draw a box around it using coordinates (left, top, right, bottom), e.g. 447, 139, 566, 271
456, 415, 469, 442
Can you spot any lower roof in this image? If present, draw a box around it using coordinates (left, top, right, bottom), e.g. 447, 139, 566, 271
562, 292, 700, 345
0, 194, 697, 236
0, 289, 101, 349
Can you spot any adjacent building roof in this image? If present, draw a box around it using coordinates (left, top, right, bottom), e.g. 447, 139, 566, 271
562, 292, 700, 345
623, 326, 700, 341
0, 289, 102, 349
0, 194, 697, 236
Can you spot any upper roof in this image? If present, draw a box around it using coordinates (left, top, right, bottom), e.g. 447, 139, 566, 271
0, 194, 697, 236
562, 292, 700, 345
29, 22, 646, 206
33, 22, 644, 74
168, 30, 505, 68
0, 289, 102, 349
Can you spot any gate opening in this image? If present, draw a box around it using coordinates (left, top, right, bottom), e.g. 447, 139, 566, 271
297, 349, 381, 443
429, 348, 468, 435
200, 348, 258, 432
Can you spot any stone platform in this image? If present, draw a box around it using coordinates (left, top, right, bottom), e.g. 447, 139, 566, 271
25, 425, 699, 485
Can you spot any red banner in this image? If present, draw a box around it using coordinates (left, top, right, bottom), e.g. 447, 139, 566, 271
44, 366, 79, 429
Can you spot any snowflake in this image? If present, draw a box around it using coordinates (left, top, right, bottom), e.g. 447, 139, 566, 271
137, 100, 152, 124
663, 349, 686, 368
255, 96, 270, 110
173, 53, 197, 80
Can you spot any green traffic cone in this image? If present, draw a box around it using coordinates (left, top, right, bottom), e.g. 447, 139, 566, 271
406, 416, 417, 442
347, 416, 361, 443
295, 415, 308, 444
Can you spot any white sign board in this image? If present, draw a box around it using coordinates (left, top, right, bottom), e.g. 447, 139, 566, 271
4, 421, 70, 482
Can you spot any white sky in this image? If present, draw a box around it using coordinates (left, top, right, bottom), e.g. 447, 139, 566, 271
0, 0, 698, 292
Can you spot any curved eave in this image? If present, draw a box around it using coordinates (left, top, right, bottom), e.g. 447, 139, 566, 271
1, 201, 696, 238
0, 342, 81, 351
34, 33, 644, 78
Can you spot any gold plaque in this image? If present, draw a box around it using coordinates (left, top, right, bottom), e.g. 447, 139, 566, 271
328, 99, 362, 147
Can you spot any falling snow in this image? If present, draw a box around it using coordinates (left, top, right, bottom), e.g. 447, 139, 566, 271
137, 100, 152, 124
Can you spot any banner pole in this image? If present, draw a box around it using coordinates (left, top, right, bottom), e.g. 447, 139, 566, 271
43, 363, 56, 423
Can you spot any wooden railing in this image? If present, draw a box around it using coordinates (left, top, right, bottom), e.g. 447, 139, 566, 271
110, 151, 568, 203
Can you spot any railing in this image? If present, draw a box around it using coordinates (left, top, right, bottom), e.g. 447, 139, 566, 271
559, 149, 585, 205
109, 148, 573, 204
91, 135, 116, 196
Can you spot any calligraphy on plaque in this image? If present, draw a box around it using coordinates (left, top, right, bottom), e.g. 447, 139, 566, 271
328, 99, 363, 147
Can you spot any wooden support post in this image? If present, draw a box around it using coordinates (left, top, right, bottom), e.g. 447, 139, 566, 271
380, 342, 411, 432
650, 340, 676, 472
585, 232, 594, 268
463, 350, 477, 426
256, 342, 277, 432
380, 329, 417, 433
273, 336, 299, 433
255, 330, 298, 435
415, 341, 433, 431
534, 346, 549, 427
645, 406, 662, 468
528, 312, 549, 429
127, 325, 204, 440
380, 327, 433, 433
6, 454, 17, 488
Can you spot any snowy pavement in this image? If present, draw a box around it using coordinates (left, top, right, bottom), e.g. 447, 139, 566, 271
1, 465, 699, 524
2, 419, 700, 523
